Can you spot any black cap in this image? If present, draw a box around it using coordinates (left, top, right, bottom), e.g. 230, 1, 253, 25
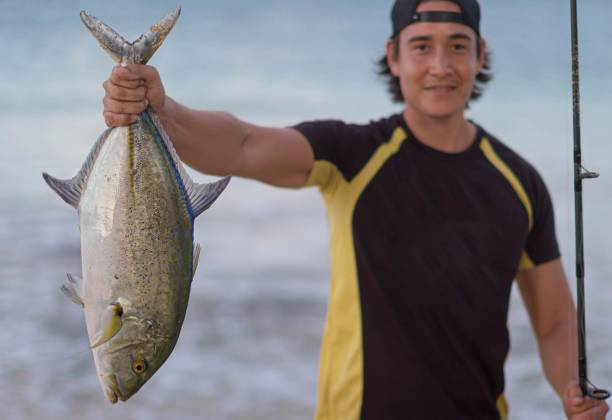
391, 0, 481, 38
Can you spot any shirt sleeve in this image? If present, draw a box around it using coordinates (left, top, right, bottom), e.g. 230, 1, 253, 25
292, 120, 370, 192
523, 170, 561, 267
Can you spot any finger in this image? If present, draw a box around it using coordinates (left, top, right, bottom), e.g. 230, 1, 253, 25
111, 64, 160, 85
584, 401, 610, 420
110, 64, 145, 80
103, 96, 147, 115
566, 381, 583, 399
103, 111, 138, 127
124, 64, 161, 85
107, 76, 142, 89
103, 80, 146, 102
572, 396, 598, 412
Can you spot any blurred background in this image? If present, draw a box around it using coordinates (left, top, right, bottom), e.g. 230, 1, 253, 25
1, 0, 612, 419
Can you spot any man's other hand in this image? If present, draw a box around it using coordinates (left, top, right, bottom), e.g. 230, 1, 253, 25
564, 381, 609, 419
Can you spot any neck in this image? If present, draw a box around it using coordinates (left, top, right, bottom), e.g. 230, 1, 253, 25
403, 107, 476, 153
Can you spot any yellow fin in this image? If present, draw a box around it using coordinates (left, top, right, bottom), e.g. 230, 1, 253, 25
91, 303, 123, 349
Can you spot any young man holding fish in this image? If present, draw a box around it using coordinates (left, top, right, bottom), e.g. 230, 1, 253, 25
101, 0, 609, 418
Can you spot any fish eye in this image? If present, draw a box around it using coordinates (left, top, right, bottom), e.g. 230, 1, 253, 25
131, 357, 148, 374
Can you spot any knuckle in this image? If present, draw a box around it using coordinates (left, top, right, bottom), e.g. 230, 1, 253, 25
116, 88, 128, 100
104, 113, 115, 127
128, 101, 140, 111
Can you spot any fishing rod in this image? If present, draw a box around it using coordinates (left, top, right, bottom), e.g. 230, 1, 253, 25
570, 0, 610, 400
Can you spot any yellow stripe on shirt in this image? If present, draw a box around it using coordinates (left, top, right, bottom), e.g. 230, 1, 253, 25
480, 137, 534, 232
311, 126, 407, 420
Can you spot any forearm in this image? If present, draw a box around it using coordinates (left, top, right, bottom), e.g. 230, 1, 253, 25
537, 316, 578, 398
158, 97, 249, 176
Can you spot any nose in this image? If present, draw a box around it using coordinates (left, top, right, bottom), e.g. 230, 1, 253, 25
429, 49, 452, 76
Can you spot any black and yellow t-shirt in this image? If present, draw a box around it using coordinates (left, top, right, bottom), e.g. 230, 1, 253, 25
293, 114, 560, 420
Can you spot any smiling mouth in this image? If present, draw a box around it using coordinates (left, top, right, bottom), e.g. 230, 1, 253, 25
425, 86, 457, 92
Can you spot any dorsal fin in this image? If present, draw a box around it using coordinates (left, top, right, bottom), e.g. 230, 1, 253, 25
143, 110, 231, 219
192, 243, 201, 282
80, 8, 181, 65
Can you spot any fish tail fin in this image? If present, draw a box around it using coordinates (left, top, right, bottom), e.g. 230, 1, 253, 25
80, 8, 181, 65
79, 11, 130, 65
132, 8, 181, 65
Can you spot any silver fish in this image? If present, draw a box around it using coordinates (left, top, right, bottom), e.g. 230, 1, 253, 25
42, 8, 230, 404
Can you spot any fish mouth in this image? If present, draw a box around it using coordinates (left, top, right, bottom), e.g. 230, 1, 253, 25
104, 374, 127, 403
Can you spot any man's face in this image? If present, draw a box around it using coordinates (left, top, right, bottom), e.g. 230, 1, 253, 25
387, 0, 485, 119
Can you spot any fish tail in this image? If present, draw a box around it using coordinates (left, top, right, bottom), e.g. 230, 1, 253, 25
80, 8, 181, 65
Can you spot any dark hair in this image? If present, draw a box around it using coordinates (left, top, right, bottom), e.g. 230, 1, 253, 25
377, 36, 493, 104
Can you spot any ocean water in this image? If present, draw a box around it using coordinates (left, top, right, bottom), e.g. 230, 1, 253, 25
1, 1, 612, 419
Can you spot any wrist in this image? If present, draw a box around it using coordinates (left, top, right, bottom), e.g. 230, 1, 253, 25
156, 96, 176, 126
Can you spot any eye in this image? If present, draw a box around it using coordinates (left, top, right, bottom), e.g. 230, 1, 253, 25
452, 43, 469, 52
131, 357, 148, 374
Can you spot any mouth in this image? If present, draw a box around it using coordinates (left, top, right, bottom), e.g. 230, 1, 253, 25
104, 386, 119, 404
104, 374, 127, 404
424, 85, 457, 93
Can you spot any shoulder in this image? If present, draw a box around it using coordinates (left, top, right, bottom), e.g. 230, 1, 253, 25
293, 114, 404, 182
479, 127, 548, 190
293, 114, 403, 145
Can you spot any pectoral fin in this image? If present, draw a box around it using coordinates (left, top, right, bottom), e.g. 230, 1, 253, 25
91, 302, 123, 349
61, 273, 84, 306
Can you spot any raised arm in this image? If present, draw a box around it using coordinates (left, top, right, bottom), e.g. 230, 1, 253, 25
102, 64, 314, 188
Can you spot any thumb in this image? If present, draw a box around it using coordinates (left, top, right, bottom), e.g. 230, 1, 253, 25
123, 64, 161, 85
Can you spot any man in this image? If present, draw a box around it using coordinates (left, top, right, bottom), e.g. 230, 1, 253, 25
101, 0, 609, 418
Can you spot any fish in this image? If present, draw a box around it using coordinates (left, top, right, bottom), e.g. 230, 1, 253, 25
42, 8, 230, 404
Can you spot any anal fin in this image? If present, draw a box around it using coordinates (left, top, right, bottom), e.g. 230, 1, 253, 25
42, 128, 111, 209
43, 174, 82, 209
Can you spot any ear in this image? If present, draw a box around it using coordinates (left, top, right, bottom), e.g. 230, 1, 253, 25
386, 38, 400, 77
476, 38, 487, 72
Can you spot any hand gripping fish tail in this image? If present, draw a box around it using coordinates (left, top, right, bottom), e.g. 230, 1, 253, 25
80, 7, 181, 66
41, 8, 230, 405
